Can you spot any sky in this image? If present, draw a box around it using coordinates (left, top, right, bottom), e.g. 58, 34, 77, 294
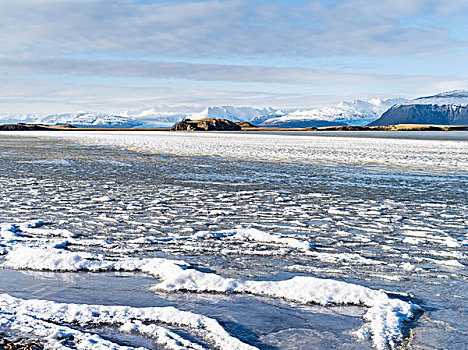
2, 0, 468, 114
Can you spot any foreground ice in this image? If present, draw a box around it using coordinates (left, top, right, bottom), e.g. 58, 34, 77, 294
145, 261, 420, 350
0, 222, 419, 350
0, 293, 255, 350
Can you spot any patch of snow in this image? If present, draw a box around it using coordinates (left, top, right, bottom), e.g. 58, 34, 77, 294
30, 159, 72, 166
308, 251, 383, 265
428, 258, 464, 268
92, 196, 115, 202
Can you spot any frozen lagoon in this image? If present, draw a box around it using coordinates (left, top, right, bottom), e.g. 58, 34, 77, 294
0, 131, 467, 349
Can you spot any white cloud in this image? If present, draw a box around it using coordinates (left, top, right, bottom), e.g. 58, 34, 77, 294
0, 0, 466, 58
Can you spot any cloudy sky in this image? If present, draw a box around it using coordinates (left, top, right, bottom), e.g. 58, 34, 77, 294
2, 0, 468, 114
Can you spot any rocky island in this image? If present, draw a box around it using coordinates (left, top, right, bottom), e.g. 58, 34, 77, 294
171, 118, 246, 131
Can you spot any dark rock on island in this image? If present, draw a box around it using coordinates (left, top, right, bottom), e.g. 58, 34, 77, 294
233, 121, 257, 129
171, 118, 243, 131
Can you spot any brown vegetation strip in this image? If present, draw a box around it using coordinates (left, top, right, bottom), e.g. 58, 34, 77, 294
0, 338, 43, 350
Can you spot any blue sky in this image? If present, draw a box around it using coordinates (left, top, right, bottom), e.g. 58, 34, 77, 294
1, 0, 468, 114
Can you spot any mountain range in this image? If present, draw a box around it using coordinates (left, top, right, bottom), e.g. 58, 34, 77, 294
258, 98, 407, 128
2, 90, 468, 128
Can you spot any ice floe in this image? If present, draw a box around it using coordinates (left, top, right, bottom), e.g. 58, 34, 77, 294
144, 263, 419, 350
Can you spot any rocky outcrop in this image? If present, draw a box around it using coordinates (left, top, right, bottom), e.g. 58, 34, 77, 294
171, 118, 242, 131
234, 121, 257, 128
369, 104, 468, 126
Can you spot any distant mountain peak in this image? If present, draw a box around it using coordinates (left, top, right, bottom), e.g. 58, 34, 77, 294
190, 105, 283, 123
404, 90, 468, 106
416, 90, 468, 99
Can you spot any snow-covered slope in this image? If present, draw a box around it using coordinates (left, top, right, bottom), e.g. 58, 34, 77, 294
260, 98, 407, 128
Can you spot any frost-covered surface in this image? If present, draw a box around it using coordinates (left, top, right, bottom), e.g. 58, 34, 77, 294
0, 132, 467, 349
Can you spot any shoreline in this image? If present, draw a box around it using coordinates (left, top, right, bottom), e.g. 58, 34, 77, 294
1, 123, 468, 132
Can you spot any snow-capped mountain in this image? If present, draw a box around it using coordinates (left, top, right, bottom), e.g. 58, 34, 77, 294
370, 90, 468, 126
189, 106, 284, 123
120, 107, 191, 128
0, 109, 183, 128
260, 98, 407, 128
0, 113, 41, 124
32, 111, 143, 128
